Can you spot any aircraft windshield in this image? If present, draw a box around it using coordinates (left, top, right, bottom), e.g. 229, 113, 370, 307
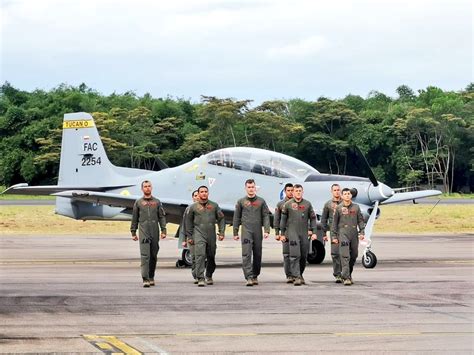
205, 148, 318, 178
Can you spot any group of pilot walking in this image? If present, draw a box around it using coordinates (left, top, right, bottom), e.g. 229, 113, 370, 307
130, 179, 366, 288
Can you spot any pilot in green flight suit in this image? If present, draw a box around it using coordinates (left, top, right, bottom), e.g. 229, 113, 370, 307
186, 186, 226, 287
321, 184, 343, 283
280, 184, 318, 286
130, 180, 167, 288
331, 187, 366, 286
273, 183, 294, 283
233, 179, 271, 286
178, 190, 199, 281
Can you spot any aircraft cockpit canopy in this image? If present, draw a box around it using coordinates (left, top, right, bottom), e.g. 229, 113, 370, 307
205, 147, 318, 178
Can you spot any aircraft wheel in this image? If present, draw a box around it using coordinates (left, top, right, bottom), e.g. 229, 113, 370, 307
362, 251, 377, 268
183, 249, 193, 267
307, 240, 325, 264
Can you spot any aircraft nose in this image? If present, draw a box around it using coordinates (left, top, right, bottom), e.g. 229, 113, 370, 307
368, 182, 394, 202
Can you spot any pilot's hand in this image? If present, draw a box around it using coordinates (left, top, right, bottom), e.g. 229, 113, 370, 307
160, 233, 166, 239
218, 234, 225, 241
332, 238, 339, 244
233, 235, 240, 241
323, 235, 329, 242
132, 235, 138, 241
263, 233, 269, 240
188, 239, 194, 245
280, 236, 287, 243
182, 241, 187, 247
310, 234, 317, 241
275, 235, 281, 241
359, 234, 365, 241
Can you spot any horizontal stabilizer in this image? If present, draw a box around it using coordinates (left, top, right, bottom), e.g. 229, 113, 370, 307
380, 190, 442, 205
53, 190, 139, 208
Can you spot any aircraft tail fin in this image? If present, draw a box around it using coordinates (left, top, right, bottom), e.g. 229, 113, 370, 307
58, 112, 146, 186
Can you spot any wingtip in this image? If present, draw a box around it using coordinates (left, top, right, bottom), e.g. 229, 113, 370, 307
1, 183, 29, 194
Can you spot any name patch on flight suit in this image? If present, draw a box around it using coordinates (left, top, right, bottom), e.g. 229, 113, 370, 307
342, 207, 349, 215
245, 200, 261, 208
141, 201, 158, 207
291, 203, 298, 210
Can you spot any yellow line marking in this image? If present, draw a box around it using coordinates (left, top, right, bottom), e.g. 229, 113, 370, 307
174, 331, 463, 337
83, 335, 142, 354
177, 332, 257, 337
97, 342, 113, 350
103, 336, 142, 354
334, 332, 422, 337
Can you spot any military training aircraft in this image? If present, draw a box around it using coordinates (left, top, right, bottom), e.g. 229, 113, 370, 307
2, 112, 442, 268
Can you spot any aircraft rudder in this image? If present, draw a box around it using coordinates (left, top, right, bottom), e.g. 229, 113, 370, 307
58, 112, 114, 186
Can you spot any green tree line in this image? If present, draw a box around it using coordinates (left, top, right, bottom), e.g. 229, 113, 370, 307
0, 82, 472, 192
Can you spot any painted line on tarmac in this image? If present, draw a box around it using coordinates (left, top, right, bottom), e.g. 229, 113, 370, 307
83, 334, 142, 354
0, 260, 176, 266
173, 331, 470, 337
133, 337, 169, 355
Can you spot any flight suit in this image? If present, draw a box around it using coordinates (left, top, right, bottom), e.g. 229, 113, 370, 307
178, 205, 196, 279
131, 196, 167, 282
274, 198, 291, 278
233, 195, 271, 280
321, 198, 342, 278
280, 198, 317, 279
331, 202, 365, 280
186, 200, 226, 281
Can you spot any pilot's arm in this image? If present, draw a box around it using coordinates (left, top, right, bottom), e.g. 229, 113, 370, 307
279, 203, 289, 242
331, 208, 340, 244
357, 205, 366, 239
261, 200, 271, 239
185, 204, 195, 244
233, 200, 242, 240
320, 203, 330, 235
130, 200, 140, 241
308, 203, 318, 240
273, 204, 281, 238
216, 204, 226, 241
179, 206, 190, 246
157, 200, 167, 238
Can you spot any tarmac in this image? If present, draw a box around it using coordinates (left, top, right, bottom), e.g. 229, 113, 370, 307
0, 233, 473, 354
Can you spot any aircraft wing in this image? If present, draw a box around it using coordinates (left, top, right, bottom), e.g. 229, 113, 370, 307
2, 183, 133, 195
380, 190, 442, 205
54, 190, 237, 224
3, 184, 239, 224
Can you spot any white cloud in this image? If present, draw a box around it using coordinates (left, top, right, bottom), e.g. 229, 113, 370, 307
0, 0, 471, 101
266, 36, 327, 60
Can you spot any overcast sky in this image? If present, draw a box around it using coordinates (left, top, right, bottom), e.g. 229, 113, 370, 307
1, 0, 472, 103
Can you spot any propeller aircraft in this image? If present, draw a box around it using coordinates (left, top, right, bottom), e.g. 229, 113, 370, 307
2, 112, 442, 268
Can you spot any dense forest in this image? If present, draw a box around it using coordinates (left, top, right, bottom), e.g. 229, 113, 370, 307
0, 82, 472, 192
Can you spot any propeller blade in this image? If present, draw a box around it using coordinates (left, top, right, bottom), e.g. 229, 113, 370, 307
355, 147, 378, 187
364, 200, 379, 243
